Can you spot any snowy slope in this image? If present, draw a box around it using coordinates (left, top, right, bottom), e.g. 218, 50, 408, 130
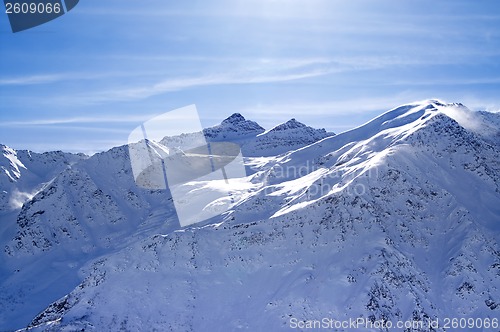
19, 100, 500, 332
0, 146, 85, 211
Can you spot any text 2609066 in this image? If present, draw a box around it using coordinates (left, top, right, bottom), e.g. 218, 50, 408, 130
5, 2, 62, 14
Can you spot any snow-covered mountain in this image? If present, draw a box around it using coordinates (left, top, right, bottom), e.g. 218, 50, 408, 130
0, 145, 184, 330
0, 147, 87, 330
205, 113, 334, 157
0, 114, 333, 331
0, 146, 85, 212
1, 101, 500, 331
247, 118, 334, 157
161, 112, 335, 157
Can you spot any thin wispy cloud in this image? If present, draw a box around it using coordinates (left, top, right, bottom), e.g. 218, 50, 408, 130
74, 73, 317, 104
50, 56, 419, 105
0, 69, 183, 88
0, 115, 159, 127
0, 58, 325, 89
0, 54, 478, 90
385, 77, 500, 86
0, 74, 65, 86
0, 71, 136, 86
40, 64, 335, 105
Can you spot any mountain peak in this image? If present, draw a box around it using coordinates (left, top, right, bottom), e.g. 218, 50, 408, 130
423, 99, 445, 106
222, 113, 246, 125
269, 118, 307, 132
218, 113, 264, 132
204, 113, 265, 141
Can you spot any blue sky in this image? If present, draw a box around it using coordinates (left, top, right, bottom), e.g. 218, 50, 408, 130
1, 0, 499, 153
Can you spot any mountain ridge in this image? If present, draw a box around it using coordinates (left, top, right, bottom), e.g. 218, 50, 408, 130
1, 100, 499, 331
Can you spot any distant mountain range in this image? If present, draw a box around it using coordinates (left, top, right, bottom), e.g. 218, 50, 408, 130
0, 100, 499, 331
